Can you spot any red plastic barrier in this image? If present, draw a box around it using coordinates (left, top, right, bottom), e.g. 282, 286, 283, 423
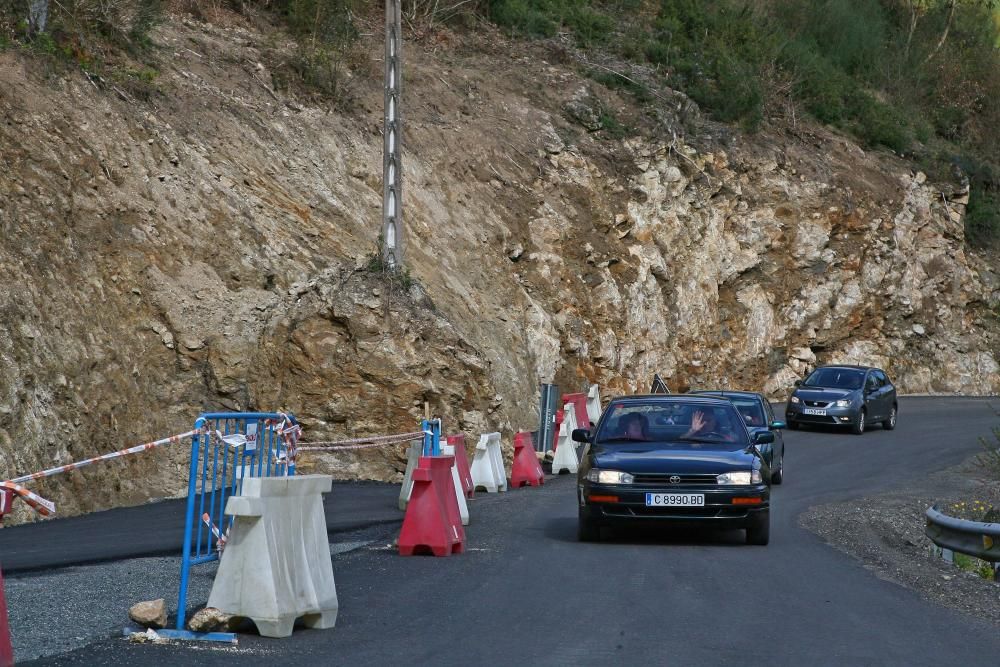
0, 564, 12, 667
562, 393, 591, 430
446, 434, 474, 499
510, 432, 545, 488
398, 456, 465, 557
0, 488, 11, 521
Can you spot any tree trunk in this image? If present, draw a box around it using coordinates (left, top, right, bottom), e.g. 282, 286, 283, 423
28, 0, 48, 35
923, 0, 957, 66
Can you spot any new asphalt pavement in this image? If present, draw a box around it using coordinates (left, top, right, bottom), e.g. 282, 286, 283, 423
6, 395, 1000, 666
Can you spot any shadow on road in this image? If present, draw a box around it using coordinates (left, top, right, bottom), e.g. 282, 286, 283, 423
544, 517, 747, 547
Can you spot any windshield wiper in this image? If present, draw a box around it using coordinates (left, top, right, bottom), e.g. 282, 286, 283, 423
676, 436, 725, 444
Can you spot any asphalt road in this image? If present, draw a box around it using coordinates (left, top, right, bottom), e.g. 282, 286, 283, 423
16, 396, 1000, 666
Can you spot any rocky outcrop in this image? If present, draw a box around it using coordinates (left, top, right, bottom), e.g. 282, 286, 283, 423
0, 16, 996, 521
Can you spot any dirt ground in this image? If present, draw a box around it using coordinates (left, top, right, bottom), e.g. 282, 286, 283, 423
801, 448, 1000, 624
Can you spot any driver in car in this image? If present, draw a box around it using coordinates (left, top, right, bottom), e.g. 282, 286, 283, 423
681, 409, 738, 442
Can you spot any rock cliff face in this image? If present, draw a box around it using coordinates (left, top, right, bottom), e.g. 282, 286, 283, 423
0, 16, 997, 521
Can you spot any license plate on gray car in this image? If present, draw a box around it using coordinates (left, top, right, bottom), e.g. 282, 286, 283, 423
804, 408, 827, 415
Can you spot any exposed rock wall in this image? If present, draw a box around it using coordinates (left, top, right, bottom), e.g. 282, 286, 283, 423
0, 17, 996, 521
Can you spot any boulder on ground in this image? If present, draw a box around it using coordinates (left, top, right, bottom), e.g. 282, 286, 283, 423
128, 598, 167, 629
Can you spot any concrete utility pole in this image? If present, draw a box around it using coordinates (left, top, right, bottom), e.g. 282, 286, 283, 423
381, 0, 403, 270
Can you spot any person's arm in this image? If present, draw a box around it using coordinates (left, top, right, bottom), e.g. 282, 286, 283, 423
682, 411, 705, 438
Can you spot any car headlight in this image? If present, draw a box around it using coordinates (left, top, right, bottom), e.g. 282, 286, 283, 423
717, 470, 762, 485
789, 396, 800, 404
835, 398, 852, 407
586, 469, 634, 485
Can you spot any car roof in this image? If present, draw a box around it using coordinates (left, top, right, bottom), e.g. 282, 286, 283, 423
689, 390, 765, 401
812, 364, 878, 372
610, 394, 735, 405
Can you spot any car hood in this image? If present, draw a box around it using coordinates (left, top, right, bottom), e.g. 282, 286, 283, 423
591, 443, 755, 474
793, 387, 855, 402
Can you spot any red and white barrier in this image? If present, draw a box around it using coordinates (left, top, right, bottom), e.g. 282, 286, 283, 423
586, 385, 602, 425
562, 392, 591, 430
444, 435, 474, 499
552, 404, 580, 475
0, 564, 12, 667
0, 488, 11, 519
510, 432, 544, 488
398, 456, 465, 557
470, 433, 507, 493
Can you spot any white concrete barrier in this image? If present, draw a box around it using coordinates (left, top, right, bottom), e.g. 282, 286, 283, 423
470, 432, 507, 493
207, 475, 338, 638
441, 443, 470, 525
552, 404, 579, 475
586, 385, 602, 425
398, 441, 422, 510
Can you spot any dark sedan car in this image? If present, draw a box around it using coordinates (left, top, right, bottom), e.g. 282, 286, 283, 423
785, 365, 897, 435
574, 395, 773, 545
689, 390, 785, 485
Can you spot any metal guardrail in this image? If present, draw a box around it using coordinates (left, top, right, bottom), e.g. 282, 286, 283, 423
925, 505, 1000, 562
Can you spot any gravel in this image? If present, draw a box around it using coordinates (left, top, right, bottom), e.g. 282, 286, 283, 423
800, 452, 1000, 625
5, 531, 380, 663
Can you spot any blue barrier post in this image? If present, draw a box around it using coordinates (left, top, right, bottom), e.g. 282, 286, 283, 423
421, 419, 441, 456
168, 412, 297, 639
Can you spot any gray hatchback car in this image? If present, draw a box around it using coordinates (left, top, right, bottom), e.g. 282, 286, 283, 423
785, 365, 897, 435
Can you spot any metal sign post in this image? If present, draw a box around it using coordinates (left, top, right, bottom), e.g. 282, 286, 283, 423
537, 384, 559, 453
381, 0, 403, 269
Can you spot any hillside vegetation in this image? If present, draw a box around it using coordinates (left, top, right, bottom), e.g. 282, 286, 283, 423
1, 0, 998, 245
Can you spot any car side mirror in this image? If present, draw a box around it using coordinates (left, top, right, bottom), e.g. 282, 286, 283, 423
571, 428, 591, 444
793, 380, 802, 387
752, 431, 775, 445
770, 421, 786, 430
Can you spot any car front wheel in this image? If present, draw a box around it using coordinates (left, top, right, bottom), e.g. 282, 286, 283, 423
882, 405, 897, 430
787, 420, 799, 430
746, 510, 770, 545
771, 453, 784, 485
852, 409, 866, 435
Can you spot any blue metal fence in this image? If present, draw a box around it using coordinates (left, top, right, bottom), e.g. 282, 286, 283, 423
174, 412, 297, 632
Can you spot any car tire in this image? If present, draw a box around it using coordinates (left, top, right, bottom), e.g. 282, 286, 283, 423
746, 510, 770, 546
787, 419, 799, 430
771, 453, 783, 485
852, 409, 866, 435
882, 405, 897, 430
578, 515, 601, 542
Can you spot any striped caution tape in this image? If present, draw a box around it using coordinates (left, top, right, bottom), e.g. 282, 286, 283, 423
6, 428, 206, 486
2, 427, 209, 518
0, 481, 56, 517
201, 512, 229, 553
294, 431, 424, 454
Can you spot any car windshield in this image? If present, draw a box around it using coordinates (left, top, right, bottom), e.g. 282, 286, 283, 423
594, 400, 750, 448
729, 398, 766, 427
802, 368, 864, 390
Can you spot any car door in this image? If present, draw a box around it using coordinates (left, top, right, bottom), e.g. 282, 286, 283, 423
863, 372, 882, 421
763, 398, 783, 461
874, 370, 894, 418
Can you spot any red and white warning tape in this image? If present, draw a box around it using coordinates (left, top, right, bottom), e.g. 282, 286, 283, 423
0, 481, 56, 517
296, 431, 424, 452
1, 427, 209, 518
202, 512, 229, 553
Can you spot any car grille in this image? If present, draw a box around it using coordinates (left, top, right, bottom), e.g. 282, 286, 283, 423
632, 473, 719, 486
796, 413, 840, 424
803, 399, 831, 408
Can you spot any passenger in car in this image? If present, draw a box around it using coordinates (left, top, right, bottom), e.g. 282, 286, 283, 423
619, 412, 649, 440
